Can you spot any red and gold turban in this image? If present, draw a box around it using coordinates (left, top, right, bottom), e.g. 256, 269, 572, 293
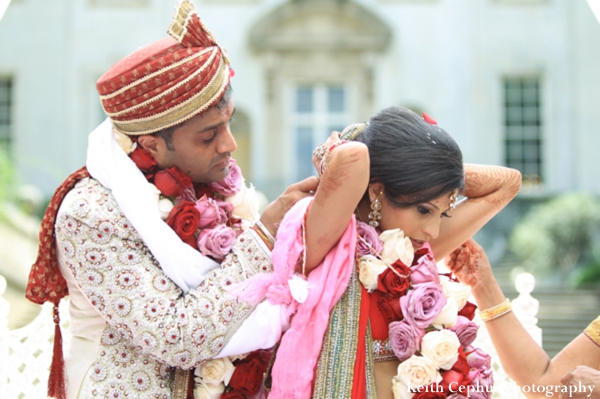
97, 0, 231, 135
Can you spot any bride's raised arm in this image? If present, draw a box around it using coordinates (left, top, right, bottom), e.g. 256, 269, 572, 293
303, 131, 370, 274
431, 163, 522, 261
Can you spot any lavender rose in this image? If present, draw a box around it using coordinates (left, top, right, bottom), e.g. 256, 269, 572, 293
468, 366, 494, 399
400, 282, 447, 329
195, 195, 229, 229
208, 158, 243, 196
356, 221, 383, 257
449, 316, 479, 348
197, 225, 236, 259
388, 320, 425, 362
410, 253, 440, 284
466, 347, 491, 370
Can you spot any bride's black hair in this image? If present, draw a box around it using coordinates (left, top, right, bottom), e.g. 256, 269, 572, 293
354, 106, 464, 207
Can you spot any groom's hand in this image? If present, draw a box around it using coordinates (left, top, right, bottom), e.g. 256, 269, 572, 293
260, 176, 319, 237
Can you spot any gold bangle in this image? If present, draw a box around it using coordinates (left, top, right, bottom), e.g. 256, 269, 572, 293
479, 299, 512, 322
254, 220, 275, 244
584, 316, 600, 348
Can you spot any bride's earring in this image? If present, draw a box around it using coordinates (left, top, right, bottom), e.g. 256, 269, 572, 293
368, 191, 383, 227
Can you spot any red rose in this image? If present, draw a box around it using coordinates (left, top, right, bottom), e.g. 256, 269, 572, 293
412, 386, 446, 399
228, 350, 271, 396
165, 201, 199, 247
374, 292, 403, 325
154, 167, 193, 197
377, 260, 411, 297
195, 184, 214, 199
220, 392, 245, 399
130, 146, 157, 172
458, 301, 477, 321
438, 347, 471, 394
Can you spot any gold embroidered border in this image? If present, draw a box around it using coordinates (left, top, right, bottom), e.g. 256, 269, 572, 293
168, 0, 195, 42
313, 270, 362, 398
172, 368, 191, 399
584, 316, 600, 348
112, 56, 228, 135
365, 322, 378, 399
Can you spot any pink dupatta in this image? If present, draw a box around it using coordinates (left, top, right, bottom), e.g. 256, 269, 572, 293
231, 196, 356, 399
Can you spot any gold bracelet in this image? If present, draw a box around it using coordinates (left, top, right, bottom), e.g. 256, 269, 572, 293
479, 298, 512, 322
584, 316, 600, 348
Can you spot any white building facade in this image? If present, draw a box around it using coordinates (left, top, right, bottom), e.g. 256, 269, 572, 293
0, 0, 599, 200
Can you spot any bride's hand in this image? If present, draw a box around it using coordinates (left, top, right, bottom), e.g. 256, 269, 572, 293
312, 131, 341, 177
445, 238, 495, 289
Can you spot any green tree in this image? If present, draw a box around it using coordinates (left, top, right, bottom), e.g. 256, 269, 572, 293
0, 145, 15, 202
508, 192, 600, 282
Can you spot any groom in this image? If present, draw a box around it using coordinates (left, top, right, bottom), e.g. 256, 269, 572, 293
26, 1, 316, 398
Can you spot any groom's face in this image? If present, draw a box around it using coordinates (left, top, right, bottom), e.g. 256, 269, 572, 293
151, 98, 237, 183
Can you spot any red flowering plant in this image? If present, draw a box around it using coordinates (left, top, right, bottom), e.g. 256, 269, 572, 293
355, 221, 492, 399
129, 147, 261, 262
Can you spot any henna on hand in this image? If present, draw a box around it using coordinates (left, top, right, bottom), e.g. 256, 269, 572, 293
463, 164, 521, 211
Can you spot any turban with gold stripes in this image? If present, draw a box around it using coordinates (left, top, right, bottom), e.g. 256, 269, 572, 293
97, 0, 231, 135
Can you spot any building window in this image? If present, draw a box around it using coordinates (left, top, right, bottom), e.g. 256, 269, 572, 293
503, 77, 542, 185
0, 78, 12, 150
291, 84, 349, 181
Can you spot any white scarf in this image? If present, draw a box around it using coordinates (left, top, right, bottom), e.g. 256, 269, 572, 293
86, 118, 218, 293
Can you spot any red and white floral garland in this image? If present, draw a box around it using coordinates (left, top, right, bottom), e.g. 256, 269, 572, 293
356, 221, 493, 399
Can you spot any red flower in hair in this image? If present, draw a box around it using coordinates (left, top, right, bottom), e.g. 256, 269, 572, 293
422, 112, 438, 126
154, 167, 193, 197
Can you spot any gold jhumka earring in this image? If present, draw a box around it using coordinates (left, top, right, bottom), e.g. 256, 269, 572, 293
368, 191, 383, 227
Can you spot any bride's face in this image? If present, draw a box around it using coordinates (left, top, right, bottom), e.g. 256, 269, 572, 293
370, 184, 453, 250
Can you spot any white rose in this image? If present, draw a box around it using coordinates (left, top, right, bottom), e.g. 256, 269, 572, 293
358, 255, 388, 292
195, 357, 235, 386
420, 329, 461, 370
158, 198, 175, 220
392, 376, 415, 399
397, 354, 442, 389
225, 183, 260, 225
112, 128, 136, 154
432, 300, 459, 329
440, 276, 472, 311
193, 381, 225, 399
380, 229, 414, 266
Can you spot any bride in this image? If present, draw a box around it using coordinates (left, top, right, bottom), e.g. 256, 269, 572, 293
230, 106, 521, 398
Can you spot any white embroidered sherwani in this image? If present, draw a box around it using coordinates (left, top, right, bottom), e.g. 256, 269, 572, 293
55, 177, 273, 399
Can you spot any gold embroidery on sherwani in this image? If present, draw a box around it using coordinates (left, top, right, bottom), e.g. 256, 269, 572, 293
584, 316, 600, 347
55, 178, 272, 398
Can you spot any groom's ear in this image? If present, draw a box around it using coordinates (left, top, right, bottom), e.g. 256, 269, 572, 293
367, 183, 384, 203
138, 135, 163, 162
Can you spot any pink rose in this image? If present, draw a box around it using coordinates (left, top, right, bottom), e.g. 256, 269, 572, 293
468, 366, 494, 398
197, 225, 236, 259
195, 195, 229, 229
466, 347, 491, 370
400, 282, 447, 329
410, 253, 440, 284
356, 221, 383, 257
449, 316, 479, 349
208, 158, 242, 196
215, 198, 234, 220
388, 320, 425, 362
